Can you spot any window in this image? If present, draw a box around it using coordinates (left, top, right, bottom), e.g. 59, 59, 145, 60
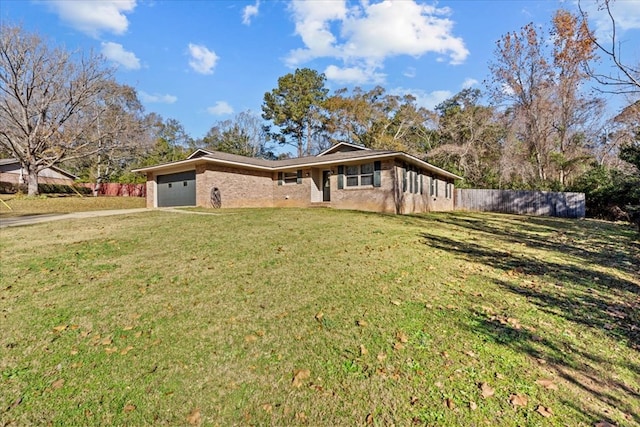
283, 171, 298, 184
346, 163, 374, 187
338, 162, 381, 189
278, 170, 302, 185
430, 177, 438, 197
445, 181, 453, 199
403, 166, 420, 194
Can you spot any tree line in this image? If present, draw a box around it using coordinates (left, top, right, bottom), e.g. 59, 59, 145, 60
1, 6, 638, 221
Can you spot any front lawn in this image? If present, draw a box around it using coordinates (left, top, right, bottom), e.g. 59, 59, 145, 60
0, 209, 638, 426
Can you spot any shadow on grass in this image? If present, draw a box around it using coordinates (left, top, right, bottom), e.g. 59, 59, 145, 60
473, 312, 640, 424
414, 212, 640, 423
415, 213, 640, 350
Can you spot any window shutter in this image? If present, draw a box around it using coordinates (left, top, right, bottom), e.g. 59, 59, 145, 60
414, 171, 418, 194
373, 161, 381, 187
337, 165, 344, 189
296, 169, 302, 184
278, 172, 283, 186
402, 168, 407, 192
434, 178, 439, 197
419, 173, 423, 194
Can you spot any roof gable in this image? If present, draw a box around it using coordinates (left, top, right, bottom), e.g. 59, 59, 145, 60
317, 142, 369, 156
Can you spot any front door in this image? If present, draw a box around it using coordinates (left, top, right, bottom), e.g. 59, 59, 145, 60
322, 170, 331, 202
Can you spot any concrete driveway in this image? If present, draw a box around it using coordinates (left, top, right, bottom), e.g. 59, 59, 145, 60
0, 208, 150, 228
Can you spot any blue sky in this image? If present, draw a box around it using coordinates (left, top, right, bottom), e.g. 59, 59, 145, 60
3, 0, 640, 146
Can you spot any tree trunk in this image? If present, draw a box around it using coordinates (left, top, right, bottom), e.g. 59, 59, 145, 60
27, 164, 39, 196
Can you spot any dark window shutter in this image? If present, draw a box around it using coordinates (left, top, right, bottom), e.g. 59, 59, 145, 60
402, 168, 407, 192
278, 172, 283, 186
373, 161, 381, 187
419, 173, 423, 194
296, 169, 302, 184
337, 165, 344, 189
414, 171, 418, 194
434, 178, 439, 197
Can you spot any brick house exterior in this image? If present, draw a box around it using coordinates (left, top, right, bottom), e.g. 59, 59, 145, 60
133, 143, 461, 214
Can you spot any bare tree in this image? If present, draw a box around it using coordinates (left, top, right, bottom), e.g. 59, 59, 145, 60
489, 10, 603, 188
580, 0, 640, 94
0, 24, 127, 195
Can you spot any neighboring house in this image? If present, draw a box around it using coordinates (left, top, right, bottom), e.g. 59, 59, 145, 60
0, 158, 77, 187
132, 142, 462, 214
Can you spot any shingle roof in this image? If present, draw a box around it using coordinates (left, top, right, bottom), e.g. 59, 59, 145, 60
133, 148, 462, 180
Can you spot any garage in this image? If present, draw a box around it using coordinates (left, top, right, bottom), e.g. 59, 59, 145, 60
157, 171, 196, 207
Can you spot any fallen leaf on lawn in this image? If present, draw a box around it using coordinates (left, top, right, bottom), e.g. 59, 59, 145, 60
53, 325, 67, 333
509, 393, 528, 408
123, 404, 136, 413
360, 344, 368, 356
445, 398, 456, 410
123, 325, 134, 331
295, 412, 307, 421
51, 379, 64, 389
366, 413, 374, 424
480, 383, 494, 398
292, 369, 311, 388
469, 401, 478, 410
120, 346, 134, 355
70, 348, 78, 355
69, 324, 79, 330
314, 312, 323, 321
134, 331, 143, 338
536, 405, 553, 417
256, 330, 265, 337
495, 372, 504, 380
464, 350, 477, 358
391, 300, 401, 306
435, 381, 444, 388
276, 311, 288, 319
186, 408, 201, 425
393, 342, 405, 351
410, 396, 419, 405
357, 319, 367, 327
101, 337, 113, 346
396, 331, 408, 343
262, 404, 272, 413
129, 313, 142, 320
105, 347, 118, 354
535, 378, 558, 390
377, 352, 387, 362
507, 318, 522, 329
244, 335, 257, 343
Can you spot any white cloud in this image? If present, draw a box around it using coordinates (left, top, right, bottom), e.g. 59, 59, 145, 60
207, 101, 234, 115
324, 64, 385, 84
462, 78, 479, 89
139, 91, 177, 104
101, 42, 140, 70
581, 0, 640, 40
243, 0, 260, 25
287, 0, 469, 84
188, 43, 218, 75
46, 0, 136, 37
403, 67, 417, 78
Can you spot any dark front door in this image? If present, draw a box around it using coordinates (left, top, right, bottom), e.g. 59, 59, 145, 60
322, 170, 331, 202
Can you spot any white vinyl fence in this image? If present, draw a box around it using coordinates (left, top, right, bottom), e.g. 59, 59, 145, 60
455, 189, 585, 218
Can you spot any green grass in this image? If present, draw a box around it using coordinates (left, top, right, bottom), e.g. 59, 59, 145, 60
0, 194, 145, 218
1, 208, 638, 426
